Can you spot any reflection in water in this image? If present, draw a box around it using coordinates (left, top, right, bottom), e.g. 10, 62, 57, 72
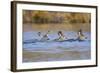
23, 23, 90, 32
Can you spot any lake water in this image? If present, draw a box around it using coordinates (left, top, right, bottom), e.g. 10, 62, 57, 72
22, 23, 91, 62
23, 31, 91, 62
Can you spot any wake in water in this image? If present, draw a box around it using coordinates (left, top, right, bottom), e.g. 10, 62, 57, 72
23, 31, 90, 52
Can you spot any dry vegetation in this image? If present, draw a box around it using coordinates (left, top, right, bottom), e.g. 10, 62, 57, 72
23, 10, 91, 24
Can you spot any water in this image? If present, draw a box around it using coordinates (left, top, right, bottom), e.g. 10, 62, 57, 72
23, 31, 91, 53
